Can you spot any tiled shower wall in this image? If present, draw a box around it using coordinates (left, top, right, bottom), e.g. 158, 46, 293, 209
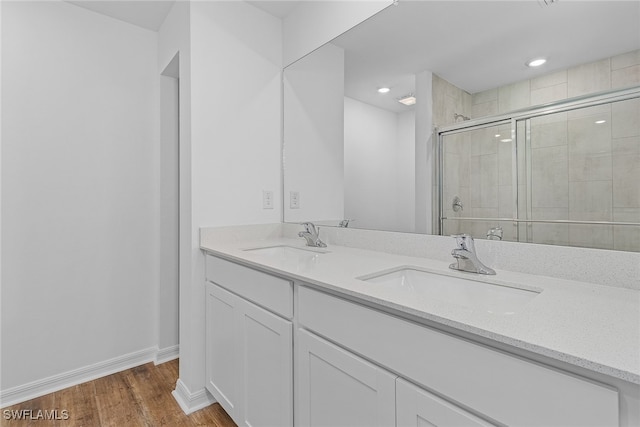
471, 50, 640, 116
439, 49, 640, 251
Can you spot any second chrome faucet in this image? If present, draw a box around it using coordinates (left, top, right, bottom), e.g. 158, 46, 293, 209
299, 222, 327, 248
449, 234, 496, 275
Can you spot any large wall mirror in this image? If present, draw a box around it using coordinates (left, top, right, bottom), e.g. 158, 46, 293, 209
283, 0, 640, 252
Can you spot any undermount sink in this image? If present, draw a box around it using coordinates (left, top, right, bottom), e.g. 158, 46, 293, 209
360, 267, 541, 315
243, 245, 328, 262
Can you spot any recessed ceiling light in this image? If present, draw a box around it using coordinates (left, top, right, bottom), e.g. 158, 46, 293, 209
398, 94, 416, 106
595, 120, 606, 124
500, 138, 513, 143
495, 134, 501, 138
378, 87, 390, 93
526, 58, 547, 67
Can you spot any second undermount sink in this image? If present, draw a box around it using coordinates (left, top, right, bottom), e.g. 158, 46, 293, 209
243, 245, 328, 262
360, 267, 541, 315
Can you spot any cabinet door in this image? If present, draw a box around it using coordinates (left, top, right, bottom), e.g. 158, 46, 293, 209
205, 283, 242, 419
238, 300, 293, 427
296, 329, 396, 427
396, 378, 494, 427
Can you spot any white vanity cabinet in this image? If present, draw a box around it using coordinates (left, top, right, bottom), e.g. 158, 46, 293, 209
205, 255, 293, 427
296, 328, 396, 427
298, 285, 620, 427
203, 251, 630, 427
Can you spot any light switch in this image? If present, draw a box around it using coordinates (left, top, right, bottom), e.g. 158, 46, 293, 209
290, 191, 300, 209
262, 190, 274, 209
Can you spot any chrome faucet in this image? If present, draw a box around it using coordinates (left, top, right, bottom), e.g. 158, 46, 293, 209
338, 219, 354, 228
449, 234, 496, 275
486, 226, 503, 241
298, 222, 327, 248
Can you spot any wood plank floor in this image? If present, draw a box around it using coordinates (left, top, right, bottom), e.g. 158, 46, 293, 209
1, 359, 237, 427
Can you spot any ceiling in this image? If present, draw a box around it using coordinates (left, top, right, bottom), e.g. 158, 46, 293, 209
66, 1, 176, 31
64, 1, 640, 114
67, 0, 301, 31
246, 1, 300, 18
329, 0, 640, 113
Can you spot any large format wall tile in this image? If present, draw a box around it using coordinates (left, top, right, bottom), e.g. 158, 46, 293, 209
612, 98, 640, 138
611, 49, 640, 89
471, 100, 498, 119
479, 154, 499, 208
569, 180, 613, 221
611, 50, 640, 70
498, 138, 513, 186
531, 69, 569, 106
531, 82, 568, 105
498, 185, 514, 218
498, 80, 531, 113
531, 207, 569, 247
568, 58, 611, 97
569, 224, 614, 250
531, 145, 569, 208
611, 64, 640, 89
612, 142, 640, 208
531, 70, 568, 90
567, 107, 612, 182
530, 118, 568, 149
613, 208, 640, 251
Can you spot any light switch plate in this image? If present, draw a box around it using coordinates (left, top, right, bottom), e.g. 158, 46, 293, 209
262, 190, 274, 209
290, 191, 300, 209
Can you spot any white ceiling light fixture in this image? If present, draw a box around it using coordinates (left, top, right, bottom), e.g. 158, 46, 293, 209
595, 120, 606, 124
378, 87, 391, 93
397, 94, 417, 106
526, 58, 547, 67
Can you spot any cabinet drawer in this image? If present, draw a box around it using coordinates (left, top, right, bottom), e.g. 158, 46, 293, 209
205, 254, 293, 318
299, 286, 619, 427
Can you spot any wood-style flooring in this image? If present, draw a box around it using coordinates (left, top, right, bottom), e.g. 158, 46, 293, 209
1, 359, 237, 427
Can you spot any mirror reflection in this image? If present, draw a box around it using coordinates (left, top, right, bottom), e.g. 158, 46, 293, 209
283, 0, 640, 251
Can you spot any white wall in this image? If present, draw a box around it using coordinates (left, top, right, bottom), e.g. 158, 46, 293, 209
159, 73, 179, 353
344, 97, 414, 232
284, 43, 345, 223
396, 110, 416, 232
0, 0, 401, 411
1, 0, 159, 393
157, 0, 199, 397
159, 0, 389, 413
282, 0, 393, 66
167, 0, 282, 407
415, 70, 434, 233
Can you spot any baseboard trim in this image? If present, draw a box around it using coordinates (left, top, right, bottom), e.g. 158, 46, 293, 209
155, 345, 179, 365
0, 346, 171, 408
172, 379, 216, 415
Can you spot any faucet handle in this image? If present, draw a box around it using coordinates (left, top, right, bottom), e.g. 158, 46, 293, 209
300, 222, 316, 234
451, 234, 475, 251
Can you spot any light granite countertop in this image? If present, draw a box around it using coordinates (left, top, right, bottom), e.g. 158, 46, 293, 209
200, 231, 640, 385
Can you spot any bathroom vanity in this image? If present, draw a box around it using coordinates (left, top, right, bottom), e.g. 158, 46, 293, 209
201, 225, 639, 427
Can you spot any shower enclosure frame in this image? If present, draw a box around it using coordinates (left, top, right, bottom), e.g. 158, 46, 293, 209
434, 85, 640, 242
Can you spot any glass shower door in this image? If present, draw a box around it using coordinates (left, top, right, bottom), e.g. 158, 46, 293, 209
440, 121, 518, 241
524, 98, 640, 251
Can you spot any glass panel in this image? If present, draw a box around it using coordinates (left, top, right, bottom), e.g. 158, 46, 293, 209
526, 99, 640, 251
441, 122, 517, 241
440, 93, 639, 252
